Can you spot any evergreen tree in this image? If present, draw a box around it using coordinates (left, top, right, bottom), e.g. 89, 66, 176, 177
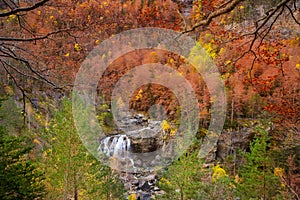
43, 98, 124, 199
158, 152, 204, 200
0, 97, 45, 199
236, 123, 282, 199
159, 150, 236, 200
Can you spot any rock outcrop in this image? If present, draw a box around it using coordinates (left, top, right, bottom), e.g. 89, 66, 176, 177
216, 127, 256, 161
127, 120, 163, 153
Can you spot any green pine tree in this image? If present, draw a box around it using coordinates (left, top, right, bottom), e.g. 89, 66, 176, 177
43, 98, 124, 199
158, 152, 204, 200
0, 96, 45, 200
236, 123, 282, 199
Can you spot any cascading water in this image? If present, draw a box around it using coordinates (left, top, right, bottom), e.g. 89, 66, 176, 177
97, 114, 165, 199
98, 135, 135, 169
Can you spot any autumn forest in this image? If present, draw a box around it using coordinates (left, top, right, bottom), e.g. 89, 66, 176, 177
0, 0, 299, 199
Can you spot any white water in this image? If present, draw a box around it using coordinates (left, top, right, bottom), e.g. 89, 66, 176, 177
98, 135, 135, 168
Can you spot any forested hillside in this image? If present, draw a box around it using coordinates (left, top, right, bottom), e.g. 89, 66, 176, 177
0, 0, 299, 199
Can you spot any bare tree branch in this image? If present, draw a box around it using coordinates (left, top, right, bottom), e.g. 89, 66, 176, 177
285, 4, 300, 25
0, 0, 50, 17
182, 0, 246, 33
0, 46, 59, 88
0, 57, 40, 81
221, 0, 293, 84
0, 28, 72, 42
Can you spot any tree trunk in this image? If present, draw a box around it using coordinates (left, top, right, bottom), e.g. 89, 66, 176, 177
74, 167, 78, 200
231, 97, 234, 125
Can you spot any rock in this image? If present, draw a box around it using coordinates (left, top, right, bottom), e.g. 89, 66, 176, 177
216, 127, 256, 161
128, 128, 163, 153
155, 155, 161, 160
135, 159, 142, 167
140, 181, 151, 192
145, 174, 156, 181
148, 120, 161, 129
138, 180, 146, 188
155, 190, 165, 195
150, 159, 159, 166
117, 113, 148, 132
132, 179, 139, 186
139, 192, 151, 200
203, 163, 214, 169
124, 182, 131, 190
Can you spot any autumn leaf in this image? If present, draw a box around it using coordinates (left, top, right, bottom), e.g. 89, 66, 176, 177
74, 43, 82, 52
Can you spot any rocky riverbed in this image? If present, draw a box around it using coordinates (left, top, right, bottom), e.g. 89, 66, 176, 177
97, 113, 260, 199
98, 113, 166, 199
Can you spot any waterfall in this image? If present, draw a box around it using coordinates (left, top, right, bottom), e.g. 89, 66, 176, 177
98, 135, 134, 168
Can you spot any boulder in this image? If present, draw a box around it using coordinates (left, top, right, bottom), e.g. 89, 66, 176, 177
216, 127, 256, 161
140, 181, 151, 192
128, 127, 163, 153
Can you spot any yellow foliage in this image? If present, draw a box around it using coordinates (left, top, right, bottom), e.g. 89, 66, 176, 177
128, 193, 137, 200
33, 138, 41, 145
74, 43, 82, 52
7, 14, 16, 22
79, 2, 88, 8
170, 129, 177, 137
225, 60, 231, 65
203, 42, 217, 59
212, 165, 227, 182
49, 15, 54, 20
219, 47, 226, 55
64, 53, 70, 57
176, 72, 183, 77
160, 177, 171, 185
296, 63, 300, 69
274, 167, 286, 187
274, 167, 284, 178
220, 17, 226, 24
221, 72, 230, 80
169, 58, 174, 64
36, 113, 41, 120
193, 2, 202, 20
149, 51, 159, 62
161, 120, 171, 131
240, 5, 245, 9
135, 89, 143, 101
179, 55, 185, 62
95, 39, 100, 45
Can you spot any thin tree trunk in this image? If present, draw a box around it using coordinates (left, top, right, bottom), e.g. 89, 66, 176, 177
263, 153, 266, 200
74, 167, 78, 200
231, 98, 234, 125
